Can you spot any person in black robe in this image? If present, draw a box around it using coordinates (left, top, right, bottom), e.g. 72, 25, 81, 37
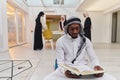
33, 11, 44, 50
83, 13, 92, 41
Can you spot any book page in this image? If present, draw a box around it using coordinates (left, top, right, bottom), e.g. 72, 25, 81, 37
59, 64, 104, 76
81, 70, 104, 75
59, 64, 81, 75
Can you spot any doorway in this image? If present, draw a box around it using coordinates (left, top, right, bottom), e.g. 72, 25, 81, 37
111, 12, 117, 43
112, 11, 120, 43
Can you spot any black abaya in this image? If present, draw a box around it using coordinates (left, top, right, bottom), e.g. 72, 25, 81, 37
84, 17, 91, 41
33, 12, 44, 50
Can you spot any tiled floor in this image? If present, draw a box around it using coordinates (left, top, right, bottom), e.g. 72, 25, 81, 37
0, 43, 120, 80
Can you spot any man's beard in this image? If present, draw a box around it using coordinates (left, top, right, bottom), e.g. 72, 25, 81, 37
71, 34, 78, 39
68, 33, 79, 39
72, 36, 78, 39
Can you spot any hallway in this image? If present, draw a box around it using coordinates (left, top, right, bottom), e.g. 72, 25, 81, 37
0, 43, 120, 80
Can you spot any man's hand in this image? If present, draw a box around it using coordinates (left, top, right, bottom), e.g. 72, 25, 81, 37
94, 66, 104, 77
65, 70, 80, 78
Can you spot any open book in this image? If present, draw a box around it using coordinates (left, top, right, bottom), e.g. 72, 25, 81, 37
59, 64, 104, 76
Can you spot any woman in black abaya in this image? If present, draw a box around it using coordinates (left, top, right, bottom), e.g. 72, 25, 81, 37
83, 13, 92, 41
33, 11, 47, 50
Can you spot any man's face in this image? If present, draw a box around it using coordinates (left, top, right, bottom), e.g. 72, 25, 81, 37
68, 23, 80, 39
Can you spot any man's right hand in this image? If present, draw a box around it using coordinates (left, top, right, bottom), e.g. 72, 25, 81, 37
65, 70, 80, 78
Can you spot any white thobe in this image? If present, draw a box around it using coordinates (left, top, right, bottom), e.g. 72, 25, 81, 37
56, 34, 100, 72
44, 34, 116, 80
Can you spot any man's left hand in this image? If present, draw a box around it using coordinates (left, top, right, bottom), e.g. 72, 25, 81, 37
94, 66, 104, 77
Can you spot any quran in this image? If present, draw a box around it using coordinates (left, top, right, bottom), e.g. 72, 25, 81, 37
59, 64, 104, 76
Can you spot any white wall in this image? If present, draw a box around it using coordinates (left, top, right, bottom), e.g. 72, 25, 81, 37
0, 0, 8, 51
0, 0, 113, 52
90, 12, 112, 43
27, 7, 113, 43
7, 0, 30, 43
0, 0, 29, 51
0, 1, 3, 51
78, 11, 112, 43
0, 0, 114, 52
27, 7, 80, 43
105, 13, 112, 43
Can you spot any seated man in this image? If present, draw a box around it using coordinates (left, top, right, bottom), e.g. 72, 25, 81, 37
44, 17, 116, 80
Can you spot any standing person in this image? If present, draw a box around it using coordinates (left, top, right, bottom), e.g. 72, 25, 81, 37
83, 13, 92, 41
44, 17, 116, 80
33, 11, 47, 50
59, 15, 66, 31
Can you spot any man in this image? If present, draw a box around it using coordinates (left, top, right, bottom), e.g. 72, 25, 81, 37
44, 17, 115, 80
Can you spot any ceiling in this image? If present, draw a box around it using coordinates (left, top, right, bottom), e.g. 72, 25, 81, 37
77, 0, 120, 12
26, 0, 82, 8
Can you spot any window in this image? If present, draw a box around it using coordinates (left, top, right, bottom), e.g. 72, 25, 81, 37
53, 0, 64, 5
